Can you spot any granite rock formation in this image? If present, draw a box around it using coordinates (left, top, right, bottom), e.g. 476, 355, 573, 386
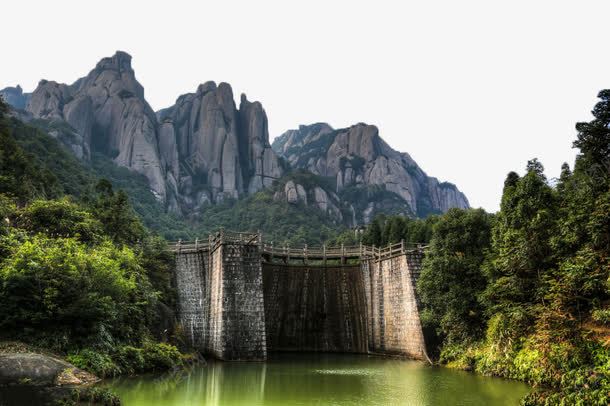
1, 51, 283, 214
273, 179, 344, 222
1, 51, 468, 223
156, 83, 284, 210
0, 85, 30, 110
2, 52, 167, 201
273, 123, 469, 218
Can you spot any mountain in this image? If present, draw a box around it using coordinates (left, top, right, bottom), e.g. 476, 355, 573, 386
1, 52, 284, 216
0, 85, 29, 110
4, 52, 166, 201
272, 123, 469, 221
1, 50, 468, 231
156, 83, 284, 212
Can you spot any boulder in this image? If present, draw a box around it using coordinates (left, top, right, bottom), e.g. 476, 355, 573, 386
0, 353, 98, 386
285, 181, 299, 204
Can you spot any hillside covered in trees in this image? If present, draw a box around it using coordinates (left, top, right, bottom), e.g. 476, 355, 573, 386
0, 98, 191, 404
360, 91, 610, 404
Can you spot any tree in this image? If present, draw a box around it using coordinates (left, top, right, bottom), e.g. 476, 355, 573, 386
541, 90, 610, 337
17, 198, 103, 244
362, 216, 383, 246
0, 236, 156, 351
88, 180, 146, 246
482, 161, 558, 333
418, 208, 493, 344
0, 98, 60, 203
574, 89, 610, 192
386, 216, 406, 245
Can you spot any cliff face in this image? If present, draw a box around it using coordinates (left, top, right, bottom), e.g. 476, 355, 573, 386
156, 83, 283, 211
4, 52, 167, 201
237, 94, 284, 194
1, 51, 469, 223
1, 51, 283, 214
0, 85, 30, 110
272, 123, 469, 218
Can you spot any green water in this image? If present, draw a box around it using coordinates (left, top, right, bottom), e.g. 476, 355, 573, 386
106, 354, 530, 406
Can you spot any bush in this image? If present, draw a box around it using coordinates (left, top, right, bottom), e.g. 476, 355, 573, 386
58, 386, 121, 406
141, 342, 183, 371
67, 343, 184, 378
114, 345, 145, 375
591, 308, 610, 324
438, 342, 480, 371
67, 349, 121, 378
17, 198, 103, 244
0, 236, 156, 351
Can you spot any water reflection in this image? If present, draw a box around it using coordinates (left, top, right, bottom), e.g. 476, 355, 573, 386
108, 354, 530, 406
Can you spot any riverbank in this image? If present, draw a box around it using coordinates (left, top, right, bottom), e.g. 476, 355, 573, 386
0, 341, 202, 405
0, 342, 120, 405
436, 325, 610, 405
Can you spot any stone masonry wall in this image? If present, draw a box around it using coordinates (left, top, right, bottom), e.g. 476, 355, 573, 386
262, 264, 368, 353
363, 253, 428, 360
174, 251, 209, 350
174, 245, 427, 361
218, 243, 267, 360
207, 244, 224, 358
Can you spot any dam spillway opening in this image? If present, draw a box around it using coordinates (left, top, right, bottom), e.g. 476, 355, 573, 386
171, 231, 429, 362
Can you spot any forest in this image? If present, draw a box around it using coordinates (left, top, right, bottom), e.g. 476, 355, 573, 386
359, 91, 610, 404
0, 98, 189, 399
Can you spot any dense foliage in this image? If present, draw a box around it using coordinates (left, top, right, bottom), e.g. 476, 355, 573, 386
418, 209, 492, 345
364, 91, 610, 404
196, 187, 345, 245
360, 214, 439, 246
0, 99, 184, 383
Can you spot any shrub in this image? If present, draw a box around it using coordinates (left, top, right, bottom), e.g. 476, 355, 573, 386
141, 342, 182, 371
591, 308, 610, 324
114, 345, 145, 375
67, 349, 121, 378
0, 236, 156, 351
17, 198, 103, 244
59, 386, 121, 406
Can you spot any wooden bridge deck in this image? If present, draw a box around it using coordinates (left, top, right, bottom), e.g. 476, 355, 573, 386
168, 230, 426, 262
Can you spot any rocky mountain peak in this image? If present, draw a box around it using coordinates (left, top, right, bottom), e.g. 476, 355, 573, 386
95, 51, 134, 74
0, 85, 29, 110
197, 81, 217, 95
2, 51, 469, 224
272, 122, 469, 220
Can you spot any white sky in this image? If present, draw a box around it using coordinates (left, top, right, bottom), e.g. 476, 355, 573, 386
3, 0, 609, 212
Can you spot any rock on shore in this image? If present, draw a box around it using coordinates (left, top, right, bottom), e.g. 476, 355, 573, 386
0, 353, 98, 386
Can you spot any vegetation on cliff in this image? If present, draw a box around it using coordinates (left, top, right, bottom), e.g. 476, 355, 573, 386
197, 191, 343, 245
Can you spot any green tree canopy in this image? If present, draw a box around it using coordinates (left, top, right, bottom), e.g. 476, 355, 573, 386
481, 160, 558, 335
418, 208, 493, 344
17, 198, 103, 244
0, 236, 156, 351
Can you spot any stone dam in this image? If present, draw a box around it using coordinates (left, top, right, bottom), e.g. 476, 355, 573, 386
171, 231, 430, 362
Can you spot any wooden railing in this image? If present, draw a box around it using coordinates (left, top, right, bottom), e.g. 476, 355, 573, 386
168, 229, 427, 262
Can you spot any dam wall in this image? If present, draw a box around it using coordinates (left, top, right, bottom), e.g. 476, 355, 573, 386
363, 253, 427, 359
173, 235, 428, 361
175, 250, 209, 349
262, 264, 368, 353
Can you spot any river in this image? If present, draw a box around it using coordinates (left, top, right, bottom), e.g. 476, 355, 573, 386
105, 354, 530, 405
